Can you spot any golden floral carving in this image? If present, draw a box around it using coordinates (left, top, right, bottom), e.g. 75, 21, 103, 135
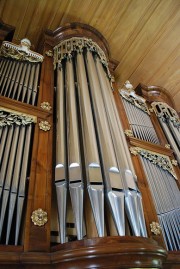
124, 129, 133, 137
150, 222, 161, 235
31, 208, 48, 226
45, 50, 53, 57
40, 102, 52, 111
39, 121, 51, 131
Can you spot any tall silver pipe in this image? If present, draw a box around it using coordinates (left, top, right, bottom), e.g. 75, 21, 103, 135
3, 61, 16, 96
159, 117, 180, 164
55, 67, 67, 244
15, 124, 32, 245
0, 126, 20, 239
27, 64, 35, 103
16, 63, 28, 101
8, 61, 20, 98
21, 63, 31, 102
85, 51, 125, 236
6, 126, 25, 244
32, 64, 40, 105
12, 62, 24, 99
0, 126, 14, 199
76, 52, 104, 237
1, 60, 13, 95
95, 57, 147, 237
66, 59, 84, 240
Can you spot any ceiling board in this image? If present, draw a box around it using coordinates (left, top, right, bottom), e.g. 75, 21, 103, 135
0, 0, 180, 111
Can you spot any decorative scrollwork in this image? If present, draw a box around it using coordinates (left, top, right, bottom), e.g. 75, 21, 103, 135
40, 102, 52, 111
129, 147, 177, 179
0, 108, 35, 127
0, 39, 43, 63
150, 222, 161, 235
151, 102, 180, 128
53, 37, 112, 80
45, 50, 53, 57
31, 208, 48, 226
39, 120, 51, 131
124, 129, 133, 137
119, 81, 150, 114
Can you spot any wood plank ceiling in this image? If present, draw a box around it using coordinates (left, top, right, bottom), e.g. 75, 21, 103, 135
0, 0, 180, 111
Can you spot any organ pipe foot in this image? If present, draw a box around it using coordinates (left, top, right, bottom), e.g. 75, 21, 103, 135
69, 182, 84, 240
0, 190, 9, 239
107, 190, 125, 236
125, 190, 140, 236
88, 184, 104, 237
137, 192, 147, 237
15, 196, 24, 245
55, 181, 67, 244
6, 193, 17, 244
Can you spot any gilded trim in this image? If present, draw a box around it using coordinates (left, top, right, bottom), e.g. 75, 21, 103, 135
0, 39, 43, 63
150, 222, 161, 235
31, 208, 48, 226
45, 50, 53, 57
39, 120, 51, 131
53, 37, 112, 80
151, 102, 180, 127
124, 129, 133, 137
40, 102, 52, 111
119, 81, 150, 114
129, 146, 177, 179
0, 108, 36, 127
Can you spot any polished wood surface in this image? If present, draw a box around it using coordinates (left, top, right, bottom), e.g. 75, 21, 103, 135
0, 236, 167, 268
0, 0, 179, 111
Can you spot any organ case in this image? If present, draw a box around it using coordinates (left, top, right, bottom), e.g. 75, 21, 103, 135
0, 22, 179, 268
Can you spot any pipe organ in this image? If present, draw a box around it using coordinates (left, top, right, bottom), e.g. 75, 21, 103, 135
0, 22, 179, 268
119, 81, 180, 251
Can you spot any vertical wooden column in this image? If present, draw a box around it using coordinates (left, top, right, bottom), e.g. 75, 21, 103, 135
24, 42, 54, 252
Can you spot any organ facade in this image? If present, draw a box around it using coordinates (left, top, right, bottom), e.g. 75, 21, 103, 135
0, 21, 179, 268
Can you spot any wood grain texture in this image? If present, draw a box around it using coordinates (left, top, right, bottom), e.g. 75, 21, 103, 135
1, 0, 180, 111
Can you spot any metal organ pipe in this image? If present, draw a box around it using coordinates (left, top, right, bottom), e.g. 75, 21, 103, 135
54, 37, 147, 242
76, 52, 104, 237
55, 67, 67, 244
66, 59, 84, 240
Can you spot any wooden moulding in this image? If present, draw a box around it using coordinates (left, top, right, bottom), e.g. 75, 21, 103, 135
135, 83, 175, 109
39, 22, 119, 74
0, 19, 15, 45
0, 236, 167, 268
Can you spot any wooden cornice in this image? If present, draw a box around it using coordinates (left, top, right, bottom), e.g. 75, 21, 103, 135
135, 83, 175, 109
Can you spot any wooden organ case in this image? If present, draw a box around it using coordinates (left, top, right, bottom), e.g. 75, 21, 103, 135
0, 22, 179, 268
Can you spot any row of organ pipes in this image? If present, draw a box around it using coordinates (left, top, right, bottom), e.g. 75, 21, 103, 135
54, 37, 147, 244
0, 38, 42, 245
0, 39, 42, 106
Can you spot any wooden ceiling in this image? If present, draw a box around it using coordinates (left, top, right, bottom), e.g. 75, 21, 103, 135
0, 0, 180, 111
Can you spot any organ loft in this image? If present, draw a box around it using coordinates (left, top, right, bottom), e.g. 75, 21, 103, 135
0, 21, 179, 269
